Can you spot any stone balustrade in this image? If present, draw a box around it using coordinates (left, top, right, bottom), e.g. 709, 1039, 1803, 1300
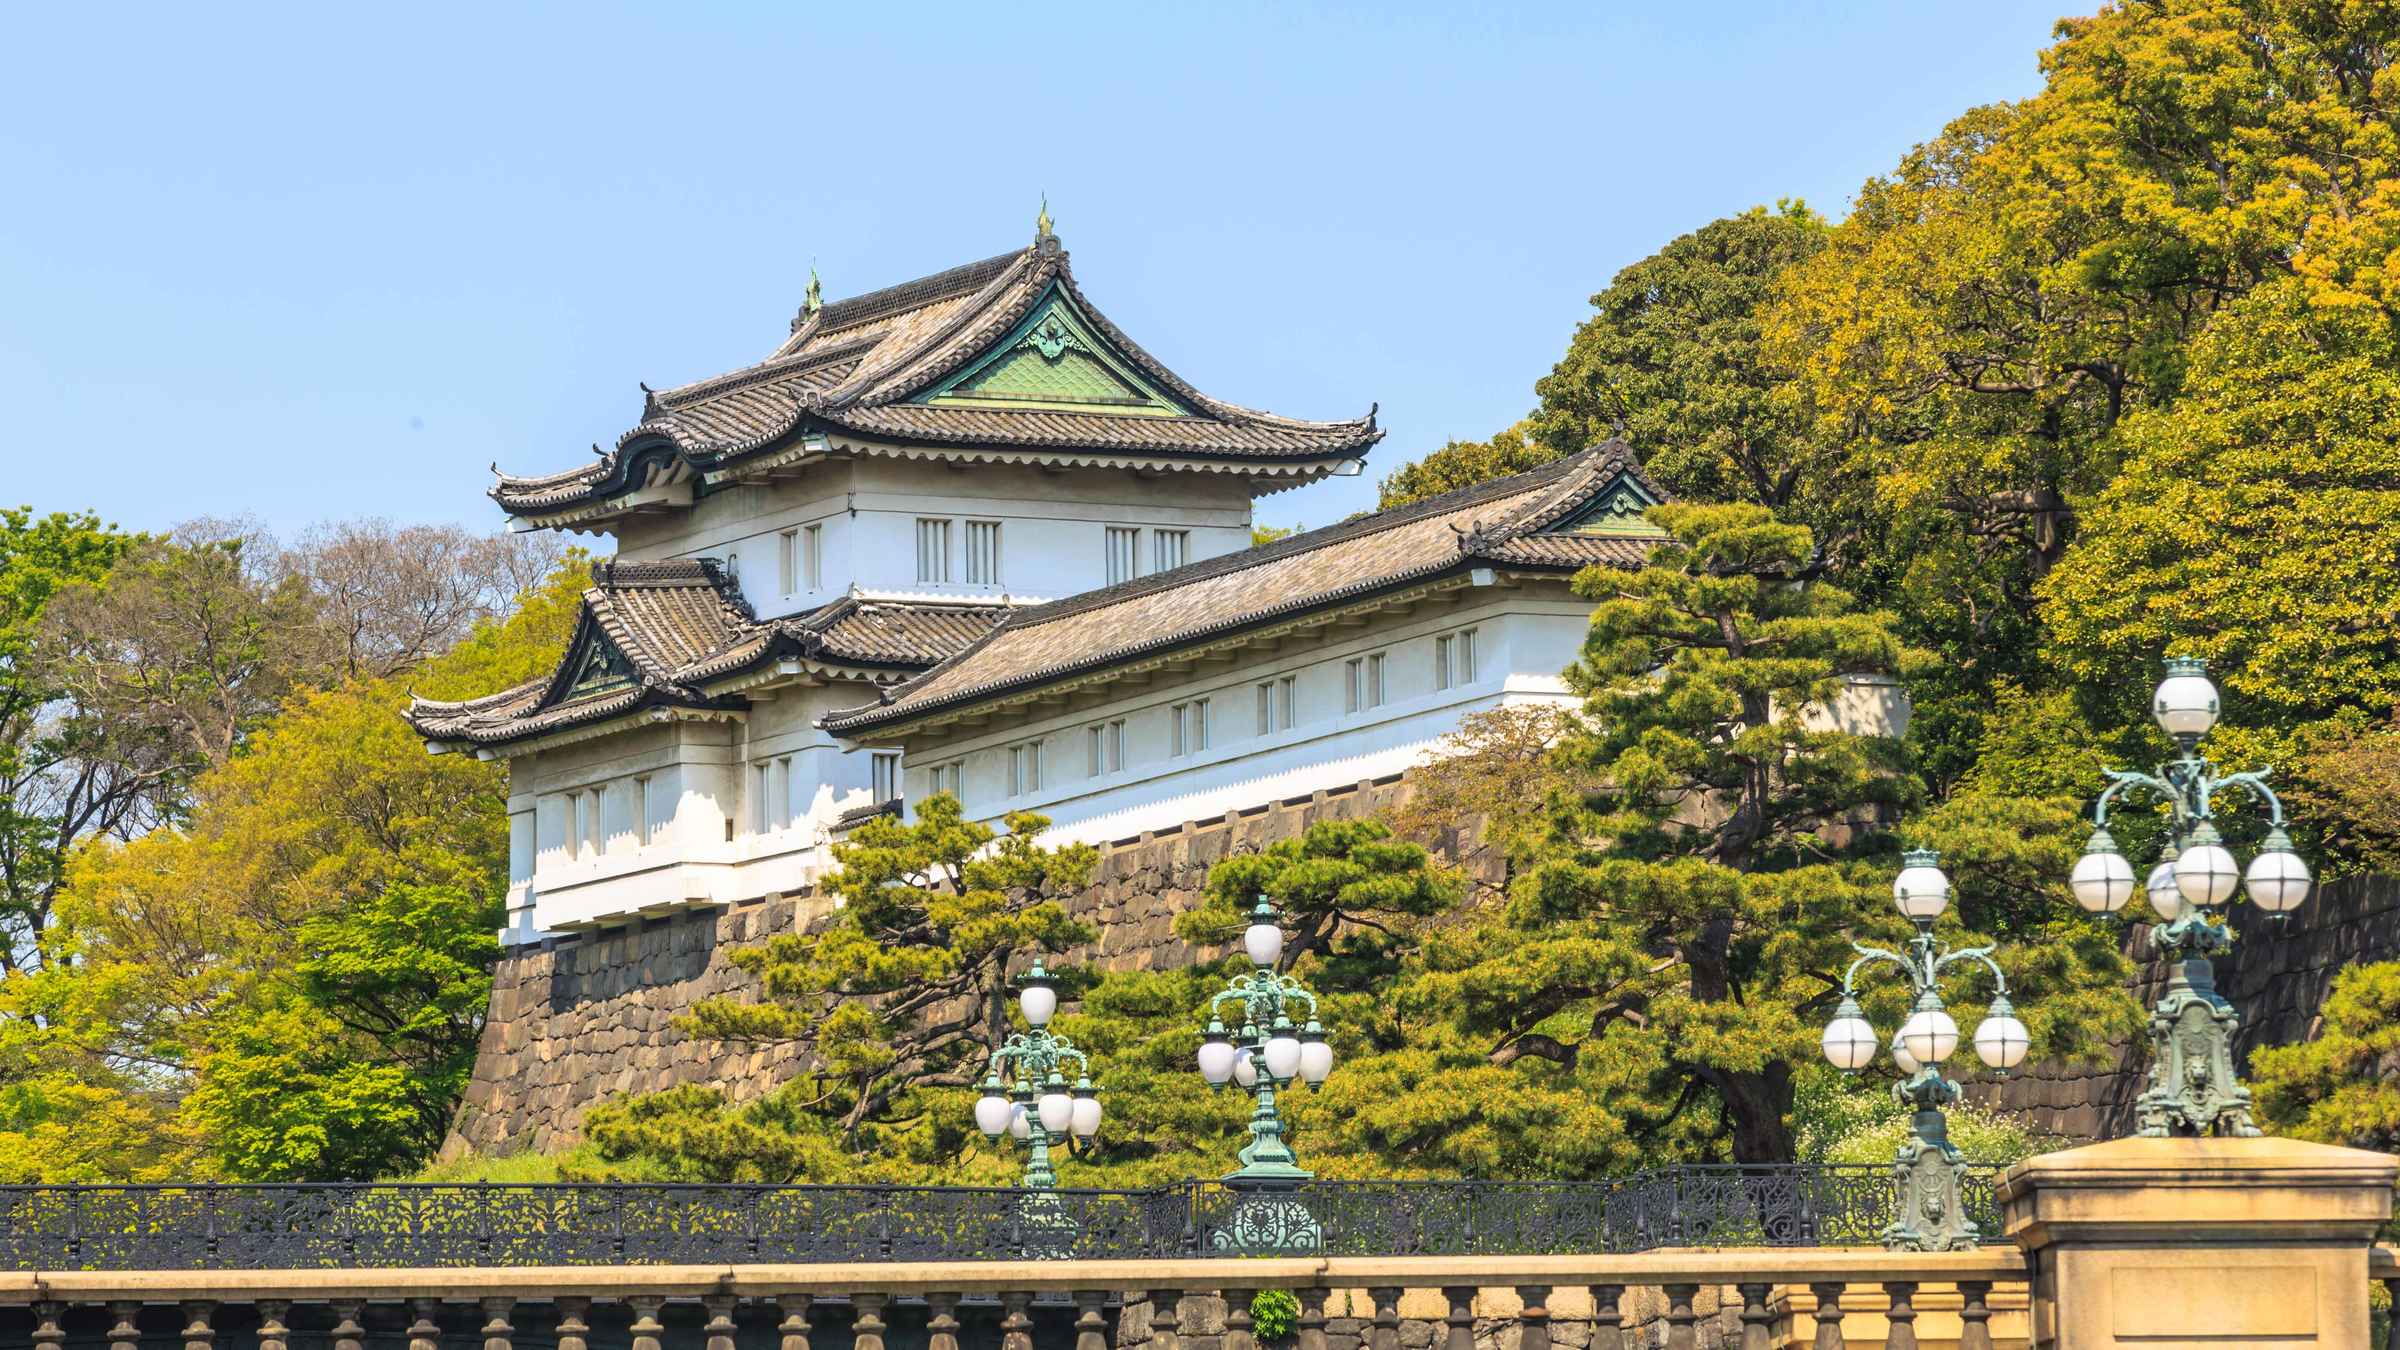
3, 1138, 2392, 1347
1, 1249, 2029, 1349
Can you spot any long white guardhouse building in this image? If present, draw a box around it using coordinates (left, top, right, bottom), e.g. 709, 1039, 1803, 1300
414, 218, 1881, 945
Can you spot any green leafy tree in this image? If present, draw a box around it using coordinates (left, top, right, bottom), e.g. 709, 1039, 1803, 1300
1376, 424, 1563, 511
2041, 281, 2400, 786
2254, 961, 2400, 1152
664, 797, 1097, 1156
1427, 504, 1919, 1163
18, 559, 582, 1181
1532, 203, 1831, 513
0, 509, 141, 964
1176, 818, 1462, 979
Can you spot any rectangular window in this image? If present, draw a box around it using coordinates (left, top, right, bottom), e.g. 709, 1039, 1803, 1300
916, 518, 952, 584
871, 750, 901, 803
1104, 527, 1141, 586
633, 776, 651, 847
1345, 659, 1363, 714
1367, 652, 1385, 707
778, 755, 796, 827
1171, 699, 1211, 756
1008, 740, 1044, 797
1257, 676, 1296, 734
1088, 720, 1124, 776
779, 529, 799, 596
966, 520, 1002, 586
927, 760, 962, 802
804, 523, 824, 591
750, 762, 770, 835
584, 787, 605, 856
567, 791, 586, 858
1154, 529, 1189, 572
1435, 635, 1453, 691
1457, 628, 1477, 684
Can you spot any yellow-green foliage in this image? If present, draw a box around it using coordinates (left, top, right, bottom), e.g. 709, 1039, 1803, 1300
2253, 961, 2400, 1152
0, 562, 584, 1182
2041, 282, 2400, 784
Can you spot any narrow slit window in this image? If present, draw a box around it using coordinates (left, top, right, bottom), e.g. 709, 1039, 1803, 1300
871, 750, 901, 803
804, 523, 824, 591
634, 776, 651, 847
1154, 529, 1189, 572
1435, 635, 1454, 691
1105, 527, 1141, 586
779, 529, 799, 596
967, 520, 1002, 586
916, 518, 952, 584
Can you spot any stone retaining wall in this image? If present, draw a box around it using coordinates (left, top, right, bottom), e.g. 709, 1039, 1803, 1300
446, 760, 2396, 1159
445, 773, 1504, 1157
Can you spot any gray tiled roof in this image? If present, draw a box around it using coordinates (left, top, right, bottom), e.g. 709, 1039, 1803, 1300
822, 443, 1667, 738
406, 560, 1010, 748
493, 237, 1381, 517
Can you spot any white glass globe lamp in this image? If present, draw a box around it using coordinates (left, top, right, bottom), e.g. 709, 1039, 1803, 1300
1892, 849, 1950, 923
1070, 1081, 1102, 1140
1298, 1022, 1335, 1086
1263, 1028, 1303, 1082
2244, 827, 2312, 915
2069, 827, 2137, 915
1196, 1023, 1237, 1085
1899, 1003, 1960, 1065
2146, 856, 2184, 922
2173, 833, 2241, 909
2152, 656, 2220, 740
1017, 960, 1058, 1028
1973, 995, 2031, 1072
1820, 996, 1877, 1073
1243, 897, 1286, 968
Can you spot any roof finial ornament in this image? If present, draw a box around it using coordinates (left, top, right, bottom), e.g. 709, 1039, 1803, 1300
1036, 192, 1054, 242
805, 264, 823, 317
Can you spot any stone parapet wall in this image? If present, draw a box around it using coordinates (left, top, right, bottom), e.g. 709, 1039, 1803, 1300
446, 772, 1503, 1157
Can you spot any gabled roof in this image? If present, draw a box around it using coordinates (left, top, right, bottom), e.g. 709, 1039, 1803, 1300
493, 231, 1383, 523
405, 559, 1011, 751
822, 442, 1669, 739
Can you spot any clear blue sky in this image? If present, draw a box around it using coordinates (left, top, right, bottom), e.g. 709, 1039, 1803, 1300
0, 2, 2072, 539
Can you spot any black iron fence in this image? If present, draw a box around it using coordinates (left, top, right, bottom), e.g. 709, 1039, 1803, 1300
0, 1165, 2001, 1269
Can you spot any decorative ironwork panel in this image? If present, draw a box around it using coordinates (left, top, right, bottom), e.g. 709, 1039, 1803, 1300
0, 1167, 1997, 1269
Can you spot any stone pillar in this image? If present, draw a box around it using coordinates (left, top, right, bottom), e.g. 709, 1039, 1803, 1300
2000, 1135, 2398, 1348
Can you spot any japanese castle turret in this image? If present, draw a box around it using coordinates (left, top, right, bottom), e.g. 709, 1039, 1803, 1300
410, 219, 1383, 942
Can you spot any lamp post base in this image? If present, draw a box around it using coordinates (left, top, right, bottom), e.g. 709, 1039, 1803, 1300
1884, 1098, 1980, 1252
2135, 940, 2261, 1139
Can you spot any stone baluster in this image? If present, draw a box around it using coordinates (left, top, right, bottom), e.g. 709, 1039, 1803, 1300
329, 1299, 368, 1350
1511, 1285, 1550, 1350
1807, 1283, 1846, 1350
1224, 1286, 1257, 1350
1736, 1283, 1774, 1350
555, 1297, 594, 1350
257, 1300, 293, 1350
1882, 1282, 1917, 1350
108, 1300, 144, 1350
1662, 1284, 1699, 1350
1074, 1290, 1111, 1350
853, 1292, 890, 1350
31, 1300, 65, 1349
407, 1298, 443, 1350
180, 1299, 217, 1350
1296, 1288, 1329, 1350
1440, 1286, 1476, 1350
1586, 1284, 1625, 1350
1956, 1282, 1993, 1350
702, 1294, 739, 1350
1367, 1287, 1402, 1350
628, 1295, 668, 1350
1000, 1290, 1037, 1350
927, 1293, 964, 1350
1147, 1288, 1185, 1350
777, 1294, 813, 1350
481, 1295, 515, 1350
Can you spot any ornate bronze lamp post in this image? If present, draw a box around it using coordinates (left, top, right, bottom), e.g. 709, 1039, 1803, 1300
1195, 895, 1335, 1250
973, 959, 1101, 1194
1822, 850, 2030, 1251
2065, 656, 2312, 1138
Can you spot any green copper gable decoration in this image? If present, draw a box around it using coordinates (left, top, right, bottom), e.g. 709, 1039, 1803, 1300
561, 631, 636, 701
1547, 471, 1665, 536
914, 284, 1191, 417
